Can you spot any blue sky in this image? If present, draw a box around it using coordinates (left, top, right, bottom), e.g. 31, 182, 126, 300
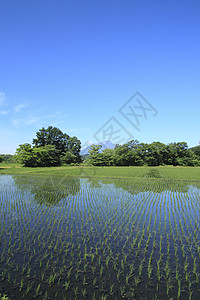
0, 0, 200, 154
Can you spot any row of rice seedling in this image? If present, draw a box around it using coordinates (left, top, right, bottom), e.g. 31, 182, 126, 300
1, 175, 200, 299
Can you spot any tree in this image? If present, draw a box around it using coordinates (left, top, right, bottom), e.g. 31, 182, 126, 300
190, 145, 200, 157
167, 142, 190, 166
15, 144, 38, 167
113, 142, 143, 166
0, 156, 3, 164
127, 139, 140, 150
113, 144, 130, 166
32, 126, 81, 162
100, 148, 115, 166
87, 144, 103, 166
33, 145, 61, 167
15, 126, 81, 167
15, 144, 61, 167
0, 154, 14, 163
61, 151, 79, 164
67, 136, 82, 162
143, 142, 168, 166
32, 126, 70, 154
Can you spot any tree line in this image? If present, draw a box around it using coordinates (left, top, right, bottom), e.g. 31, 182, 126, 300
1, 126, 199, 167
86, 140, 200, 166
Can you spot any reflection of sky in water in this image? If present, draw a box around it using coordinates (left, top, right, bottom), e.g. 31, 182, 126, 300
0, 174, 15, 188
1, 174, 200, 191
1, 175, 200, 299
1, 175, 200, 221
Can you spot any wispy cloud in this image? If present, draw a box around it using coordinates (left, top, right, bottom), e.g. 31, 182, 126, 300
0, 92, 6, 106
10, 103, 66, 129
14, 104, 28, 113
25, 117, 40, 125
11, 116, 40, 126
0, 110, 8, 115
45, 112, 64, 119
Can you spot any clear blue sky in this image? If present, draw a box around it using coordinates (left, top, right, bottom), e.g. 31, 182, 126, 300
0, 0, 200, 154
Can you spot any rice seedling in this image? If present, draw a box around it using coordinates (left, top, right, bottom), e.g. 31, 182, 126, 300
82, 288, 87, 298
64, 281, 70, 293
1, 175, 200, 299
35, 284, 41, 297
19, 278, 24, 291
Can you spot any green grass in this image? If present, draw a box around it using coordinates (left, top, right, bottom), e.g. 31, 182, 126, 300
1, 163, 200, 181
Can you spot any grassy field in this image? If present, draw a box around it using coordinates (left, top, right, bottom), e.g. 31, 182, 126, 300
0, 163, 200, 181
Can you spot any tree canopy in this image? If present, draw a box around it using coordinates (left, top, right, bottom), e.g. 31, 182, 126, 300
33, 126, 69, 153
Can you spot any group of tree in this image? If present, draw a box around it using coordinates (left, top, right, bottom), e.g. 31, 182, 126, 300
5, 128, 200, 168
15, 126, 81, 167
86, 140, 200, 167
0, 154, 14, 163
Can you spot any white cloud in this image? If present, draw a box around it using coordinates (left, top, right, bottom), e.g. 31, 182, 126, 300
0, 110, 8, 115
14, 104, 28, 113
25, 117, 40, 125
0, 92, 6, 106
11, 117, 40, 126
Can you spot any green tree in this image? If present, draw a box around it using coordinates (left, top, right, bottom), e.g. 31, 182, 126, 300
190, 145, 200, 157
167, 142, 189, 166
115, 142, 147, 166
100, 148, 115, 166
33, 145, 61, 167
0, 154, 14, 163
87, 144, 103, 166
15, 143, 38, 167
143, 142, 168, 166
113, 141, 143, 166
0, 156, 2, 163
67, 136, 82, 162
15, 144, 61, 167
33, 126, 81, 162
15, 126, 81, 167
61, 151, 79, 164
32, 126, 70, 153
113, 144, 130, 166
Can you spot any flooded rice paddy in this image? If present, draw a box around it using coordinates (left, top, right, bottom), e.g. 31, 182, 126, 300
0, 174, 200, 299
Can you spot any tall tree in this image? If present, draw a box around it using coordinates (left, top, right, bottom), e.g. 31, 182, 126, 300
32, 126, 81, 160
67, 136, 81, 162
32, 126, 70, 154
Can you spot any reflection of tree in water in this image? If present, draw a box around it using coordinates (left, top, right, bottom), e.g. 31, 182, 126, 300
84, 177, 103, 189
86, 177, 191, 194
13, 174, 199, 205
13, 175, 81, 205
